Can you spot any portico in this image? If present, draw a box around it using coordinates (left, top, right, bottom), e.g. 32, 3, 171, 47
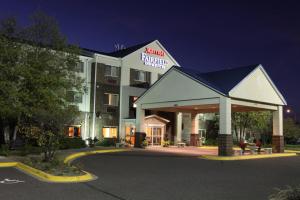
135, 65, 286, 156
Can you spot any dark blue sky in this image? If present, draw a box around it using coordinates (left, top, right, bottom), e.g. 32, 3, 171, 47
1, 0, 300, 117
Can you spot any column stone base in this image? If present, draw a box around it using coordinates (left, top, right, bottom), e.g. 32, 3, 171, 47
218, 134, 233, 156
272, 135, 284, 153
190, 133, 199, 146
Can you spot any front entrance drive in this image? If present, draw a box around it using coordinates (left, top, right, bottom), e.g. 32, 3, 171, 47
1, 150, 300, 200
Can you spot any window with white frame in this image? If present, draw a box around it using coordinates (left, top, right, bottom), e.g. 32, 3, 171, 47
105, 65, 118, 77
75, 62, 84, 73
104, 93, 119, 106
135, 70, 146, 82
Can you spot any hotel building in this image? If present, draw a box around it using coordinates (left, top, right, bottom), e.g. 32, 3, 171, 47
69, 40, 286, 156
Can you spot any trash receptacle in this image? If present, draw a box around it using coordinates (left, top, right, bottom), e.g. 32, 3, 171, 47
134, 132, 146, 148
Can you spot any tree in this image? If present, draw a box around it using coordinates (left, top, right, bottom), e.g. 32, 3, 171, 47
232, 111, 272, 142
0, 12, 83, 161
0, 18, 25, 146
283, 118, 300, 144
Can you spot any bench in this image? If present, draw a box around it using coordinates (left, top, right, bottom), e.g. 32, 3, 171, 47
247, 146, 272, 154
177, 142, 186, 148
262, 148, 272, 154
116, 143, 125, 148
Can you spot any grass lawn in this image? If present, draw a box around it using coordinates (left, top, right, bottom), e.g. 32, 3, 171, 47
285, 144, 300, 151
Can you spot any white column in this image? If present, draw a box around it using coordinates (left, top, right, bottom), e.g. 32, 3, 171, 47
136, 104, 145, 132
176, 112, 182, 143
191, 113, 199, 134
273, 106, 283, 136
219, 97, 231, 135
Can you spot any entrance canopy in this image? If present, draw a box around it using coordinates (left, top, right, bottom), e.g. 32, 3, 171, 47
135, 64, 287, 156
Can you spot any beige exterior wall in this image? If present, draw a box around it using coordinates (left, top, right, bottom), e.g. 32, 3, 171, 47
229, 66, 285, 105
138, 69, 221, 105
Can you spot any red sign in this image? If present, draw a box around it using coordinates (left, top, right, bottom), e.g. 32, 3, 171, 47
145, 47, 165, 57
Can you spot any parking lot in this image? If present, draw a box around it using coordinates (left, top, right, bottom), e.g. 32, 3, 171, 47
0, 150, 300, 200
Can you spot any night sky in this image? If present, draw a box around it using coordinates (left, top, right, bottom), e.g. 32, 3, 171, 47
1, 0, 299, 118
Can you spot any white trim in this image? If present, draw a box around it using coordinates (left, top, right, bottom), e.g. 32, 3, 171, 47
145, 114, 170, 123
135, 67, 225, 105
229, 64, 287, 105
121, 40, 180, 66
140, 98, 220, 110
94, 53, 120, 61
231, 99, 278, 110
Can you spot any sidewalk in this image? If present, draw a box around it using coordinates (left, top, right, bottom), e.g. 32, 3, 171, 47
0, 156, 14, 162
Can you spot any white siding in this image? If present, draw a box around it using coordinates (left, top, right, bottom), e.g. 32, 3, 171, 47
138, 69, 221, 105
229, 67, 285, 105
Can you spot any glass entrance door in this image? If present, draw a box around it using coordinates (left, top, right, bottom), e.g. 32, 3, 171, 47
146, 127, 162, 145
151, 127, 162, 145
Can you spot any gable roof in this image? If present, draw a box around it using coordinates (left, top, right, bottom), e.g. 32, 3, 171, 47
178, 64, 259, 94
136, 64, 286, 105
145, 115, 170, 123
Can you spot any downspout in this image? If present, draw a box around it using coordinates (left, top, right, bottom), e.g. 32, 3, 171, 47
84, 58, 89, 140
118, 58, 123, 140
92, 56, 98, 139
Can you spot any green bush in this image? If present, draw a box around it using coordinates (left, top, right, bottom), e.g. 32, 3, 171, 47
0, 144, 10, 156
269, 185, 300, 200
20, 144, 42, 156
59, 137, 86, 150
95, 138, 116, 147
162, 140, 170, 147
204, 138, 218, 146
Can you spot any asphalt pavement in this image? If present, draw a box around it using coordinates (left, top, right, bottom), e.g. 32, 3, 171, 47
0, 150, 299, 200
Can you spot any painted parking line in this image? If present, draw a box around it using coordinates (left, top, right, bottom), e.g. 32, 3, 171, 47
0, 178, 24, 184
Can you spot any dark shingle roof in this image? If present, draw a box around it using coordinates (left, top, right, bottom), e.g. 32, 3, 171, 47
106, 40, 155, 58
177, 64, 259, 94
80, 40, 155, 58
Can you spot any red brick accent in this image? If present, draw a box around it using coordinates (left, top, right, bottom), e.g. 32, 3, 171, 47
272, 135, 284, 153
218, 134, 233, 156
190, 134, 199, 146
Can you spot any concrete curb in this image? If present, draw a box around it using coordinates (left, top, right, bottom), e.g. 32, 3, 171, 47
200, 152, 298, 161
0, 148, 129, 183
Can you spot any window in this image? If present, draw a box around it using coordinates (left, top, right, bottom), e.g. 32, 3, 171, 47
66, 126, 81, 137
66, 91, 82, 103
105, 65, 118, 77
102, 127, 117, 138
104, 93, 119, 106
135, 70, 146, 82
75, 62, 84, 73
129, 96, 138, 108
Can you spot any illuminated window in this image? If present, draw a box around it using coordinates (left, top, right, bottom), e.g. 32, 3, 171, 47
105, 65, 118, 77
102, 127, 117, 138
67, 126, 81, 137
104, 93, 119, 106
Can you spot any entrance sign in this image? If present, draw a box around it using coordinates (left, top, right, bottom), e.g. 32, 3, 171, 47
141, 48, 168, 69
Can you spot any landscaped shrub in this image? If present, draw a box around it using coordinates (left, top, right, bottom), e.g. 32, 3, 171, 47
204, 138, 218, 146
95, 138, 116, 147
162, 140, 170, 147
87, 137, 99, 147
20, 144, 42, 156
269, 185, 300, 200
59, 137, 86, 150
